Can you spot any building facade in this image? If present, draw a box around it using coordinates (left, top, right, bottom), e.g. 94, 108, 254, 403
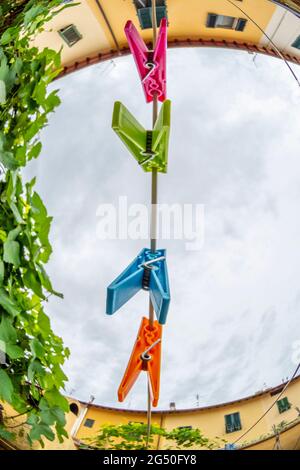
33, 0, 300, 79
2, 376, 300, 450
68, 375, 300, 450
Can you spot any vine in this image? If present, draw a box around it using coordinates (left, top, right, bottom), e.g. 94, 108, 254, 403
81, 422, 220, 450
0, 0, 75, 446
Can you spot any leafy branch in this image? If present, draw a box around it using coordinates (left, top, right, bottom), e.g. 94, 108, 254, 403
0, 0, 76, 446
80, 422, 220, 451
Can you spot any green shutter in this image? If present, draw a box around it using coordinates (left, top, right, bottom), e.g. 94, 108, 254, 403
292, 35, 300, 50
225, 414, 233, 433
233, 412, 242, 430
137, 6, 168, 30
277, 397, 291, 413
225, 412, 242, 433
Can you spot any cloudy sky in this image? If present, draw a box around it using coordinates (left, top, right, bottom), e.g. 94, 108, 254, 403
24, 46, 300, 410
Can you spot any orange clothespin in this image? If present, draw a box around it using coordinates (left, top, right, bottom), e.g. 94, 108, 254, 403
118, 317, 162, 407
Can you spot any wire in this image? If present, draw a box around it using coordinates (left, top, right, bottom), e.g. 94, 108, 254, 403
225, 0, 300, 88
233, 362, 300, 445
146, 0, 158, 449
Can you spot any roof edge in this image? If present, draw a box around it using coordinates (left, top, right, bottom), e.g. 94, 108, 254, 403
75, 374, 300, 415
56, 39, 300, 81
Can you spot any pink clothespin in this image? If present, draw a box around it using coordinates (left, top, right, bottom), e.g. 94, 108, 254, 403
124, 18, 167, 103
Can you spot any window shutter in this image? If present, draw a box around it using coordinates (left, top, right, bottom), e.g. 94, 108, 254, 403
225, 412, 241, 433
137, 6, 167, 30
236, 18, 247, 32
277, 397, 291, 413
156, 6, 167, 27
206, 14, 218, 28
233, 412, 241, 430
59, 25, 82, 47
225, 414, 233, 432
292, 35, 300, 50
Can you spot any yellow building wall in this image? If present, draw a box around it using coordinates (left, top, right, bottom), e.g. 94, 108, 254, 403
86, 0, 276, 48
32, 1, 112, 67
33, 0, 278, 69
73, 377, 300, 450
75, 406, 162, 448
85, 0, 275, 47
166, 0, 275, 43
0, 398, 80, 450
1, 379, 300, 449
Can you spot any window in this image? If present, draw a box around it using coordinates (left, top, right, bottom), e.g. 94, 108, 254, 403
277, 397, 291, 414
225, 412, 242, 433
206, 14, 247, 32
134, 0, 168, 30
216, 15, 236, 29
84, 418, 95, 428
292, 35, 300, 50
69, 403, 79, 416
178, 426, 192, 430
59, 24, 82, 47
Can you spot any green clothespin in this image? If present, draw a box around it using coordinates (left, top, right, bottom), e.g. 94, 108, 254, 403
112, 100, 171, 173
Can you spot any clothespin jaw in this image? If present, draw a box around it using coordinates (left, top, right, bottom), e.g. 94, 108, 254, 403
112, 100, 171, 173
118, 317, 162, 407
125, 18, 167, 103
149, 250, 170, 325
106, 248, 145, 316
106, 248, 171, 324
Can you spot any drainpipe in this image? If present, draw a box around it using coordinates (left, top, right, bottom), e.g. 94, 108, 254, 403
156, 412, 165, 450
70, 395, 95, 439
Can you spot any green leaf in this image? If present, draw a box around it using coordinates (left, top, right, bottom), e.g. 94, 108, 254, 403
0, 79, 6, 104
0, 369, 13, 402
3, 240, 20, 267
28, 359, 45, 383
44, 387, 69, 412
30, 338, 45, 359
0, 288, 20, 316
36, 263, 63, 298
51, 365, 68, 388
23, 268, 45, 299
24, 5, 45, 26
28, 142, 42, 160
0, 56, 9, 82
29, 422, 55, 442
31, 191, 47, 219
0, 150, 18, 170
0, 261, 4, 285
37, 310, 51, 336
7, 226, 22, 241
6, 343, 24, 359
39, 398, 66, 427
33, 81, 46, 106
0, 30, 12, 46
0, 27, 18, 46
44, 91, 61, 112
9, 202, 24, 224
0, 315, 17, 343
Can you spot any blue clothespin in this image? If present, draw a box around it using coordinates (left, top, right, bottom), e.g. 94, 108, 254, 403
224, 443, 236, 450
106, 248, 170, 324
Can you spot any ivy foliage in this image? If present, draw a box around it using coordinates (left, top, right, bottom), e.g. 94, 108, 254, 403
81, 422, 219, 450
0, 0, 76, 446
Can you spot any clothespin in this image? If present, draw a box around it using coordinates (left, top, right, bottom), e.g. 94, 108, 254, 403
106, 248, 170, 324
118, 317, 162, 407
124, 18, 167, 103
112, 99, 171, 173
